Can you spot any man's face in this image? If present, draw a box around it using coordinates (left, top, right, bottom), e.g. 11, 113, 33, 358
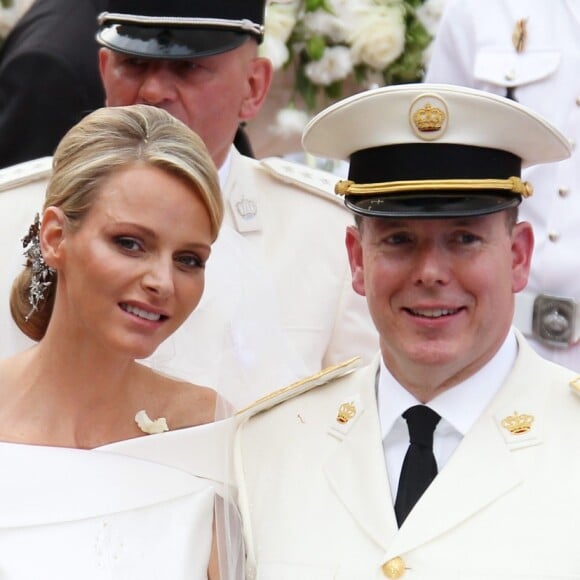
346, 211, 533, 399
99, 43, 271, 167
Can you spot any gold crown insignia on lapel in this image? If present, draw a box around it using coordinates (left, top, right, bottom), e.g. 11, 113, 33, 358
336, 401, 357, 424
501, 411, 534, 435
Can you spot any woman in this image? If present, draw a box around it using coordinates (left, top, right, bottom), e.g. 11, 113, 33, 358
0, 104, 241, 578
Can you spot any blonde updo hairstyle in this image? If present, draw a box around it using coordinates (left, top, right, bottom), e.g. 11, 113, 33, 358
10, 104, 223, 342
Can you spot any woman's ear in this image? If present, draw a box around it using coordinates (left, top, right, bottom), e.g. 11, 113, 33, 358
39, 207, 67, 269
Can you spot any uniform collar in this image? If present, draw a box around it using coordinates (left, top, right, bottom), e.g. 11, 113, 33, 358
378, 330, 518, 440
218, 146, 234, 192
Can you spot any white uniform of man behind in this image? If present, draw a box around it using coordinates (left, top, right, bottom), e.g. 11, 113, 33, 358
425, 0, 580, 371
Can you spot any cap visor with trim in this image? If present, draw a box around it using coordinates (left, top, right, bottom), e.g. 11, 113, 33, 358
347, 192, 521, 219
97, 23, 250, 59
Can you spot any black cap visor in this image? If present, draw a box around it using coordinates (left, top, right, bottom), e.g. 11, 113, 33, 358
345, 191, 522, 219
97, 22, 251, 59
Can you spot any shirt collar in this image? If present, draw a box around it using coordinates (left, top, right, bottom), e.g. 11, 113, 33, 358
218, 147, 233, 191
378, 330, 518, 440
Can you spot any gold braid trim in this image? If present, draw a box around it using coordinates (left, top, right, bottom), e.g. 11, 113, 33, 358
335, 176, 533, 198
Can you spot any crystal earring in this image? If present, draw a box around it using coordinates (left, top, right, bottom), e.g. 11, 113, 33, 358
22, 213, 55, 321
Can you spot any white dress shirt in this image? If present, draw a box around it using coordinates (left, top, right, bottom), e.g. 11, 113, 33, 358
378, 330, 518, 501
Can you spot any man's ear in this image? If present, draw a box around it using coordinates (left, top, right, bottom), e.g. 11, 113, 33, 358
239, 56, 273, 121
345, 225, 366, 297
98, 48, 111, 106
511, 221, 534, 293
40, 207, 67, 270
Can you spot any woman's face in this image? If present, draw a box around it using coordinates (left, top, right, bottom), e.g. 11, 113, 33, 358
48, 163, 214, 359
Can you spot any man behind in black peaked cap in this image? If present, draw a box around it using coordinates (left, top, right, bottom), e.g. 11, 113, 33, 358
97, 0, 266, 158
96, 0, 378, 394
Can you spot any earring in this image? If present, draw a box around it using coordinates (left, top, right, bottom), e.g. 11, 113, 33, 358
22, 213, 55, 321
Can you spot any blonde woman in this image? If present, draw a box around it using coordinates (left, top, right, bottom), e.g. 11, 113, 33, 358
0, 104, 242, 579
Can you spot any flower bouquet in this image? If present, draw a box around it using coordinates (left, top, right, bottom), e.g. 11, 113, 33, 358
250, 0, 447, 159
262, 0, 446, 112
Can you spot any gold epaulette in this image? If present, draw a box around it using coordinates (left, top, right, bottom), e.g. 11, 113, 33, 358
0, 157, 52, 193
259, 156, 345, 206
569, 376, 580, 396
236, 357, 360, 420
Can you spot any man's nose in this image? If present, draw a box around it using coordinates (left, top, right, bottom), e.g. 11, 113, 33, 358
138, 64, 177, 105
414, 244, 450, 287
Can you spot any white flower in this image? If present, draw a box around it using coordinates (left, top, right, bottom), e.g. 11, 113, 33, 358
263, 1, 299, 44
0, 0, 34, 38
349, 5, 406, 70
261, 35, 290, 69
327, 0, 376, 20
135, 410, 169, 435
304, 45, 353, 86
274, 106, 311, 136
416, 0, 450, 35
302, 9, 348, 44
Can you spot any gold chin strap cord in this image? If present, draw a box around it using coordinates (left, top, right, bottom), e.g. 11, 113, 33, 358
335, 176, 533, 198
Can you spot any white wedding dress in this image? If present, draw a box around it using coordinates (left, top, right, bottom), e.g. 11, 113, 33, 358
0, 417, 242, 579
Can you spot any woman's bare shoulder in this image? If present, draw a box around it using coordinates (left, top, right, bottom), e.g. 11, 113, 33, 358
136, 369, 221, 430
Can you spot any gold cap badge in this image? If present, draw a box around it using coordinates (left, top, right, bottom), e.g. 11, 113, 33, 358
336, 401, 357, 423
501, 411, 534, 435
409, 94, 449, 141
412, 103, 446, 133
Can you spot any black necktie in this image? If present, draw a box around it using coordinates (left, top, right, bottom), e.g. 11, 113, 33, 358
394, 405, 441, 526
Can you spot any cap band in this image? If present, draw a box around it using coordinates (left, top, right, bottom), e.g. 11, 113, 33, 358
335, 176, 533, 197
98, 12, 264, 37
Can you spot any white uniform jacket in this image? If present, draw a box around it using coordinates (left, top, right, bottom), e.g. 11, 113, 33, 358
236, 335, 580, 579
221, 149, 377, 372
425, 0, 580, 369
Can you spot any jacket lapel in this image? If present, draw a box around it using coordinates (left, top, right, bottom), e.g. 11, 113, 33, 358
324, 335, 550, 559
223, 149, 263, 234
385, 410, 522, 558
323, 360, 398, 551
385, 332, 548, 558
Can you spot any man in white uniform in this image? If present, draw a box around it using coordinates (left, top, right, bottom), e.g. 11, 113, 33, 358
235, 84, 580, 578
425, 0, 580, 371
0, 0, 377, 408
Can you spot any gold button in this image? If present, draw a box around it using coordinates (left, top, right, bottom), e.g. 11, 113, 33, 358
559, 186, 570, 197
382, 556, 405, 578
548, 231, 560, 242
